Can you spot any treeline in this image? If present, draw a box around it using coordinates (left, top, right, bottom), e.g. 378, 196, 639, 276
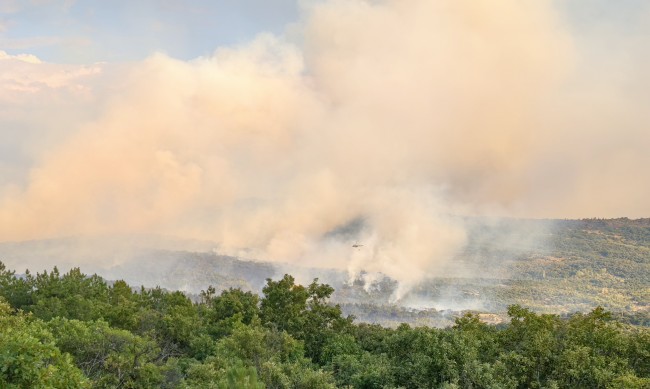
0, 262, 648, 388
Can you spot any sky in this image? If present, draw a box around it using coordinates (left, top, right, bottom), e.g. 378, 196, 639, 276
1, 0, 649, 287
0, 0, 300, 62
0, 0, 646, 63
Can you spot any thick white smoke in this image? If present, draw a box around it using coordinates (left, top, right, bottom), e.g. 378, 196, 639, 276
1, 0, 649, 295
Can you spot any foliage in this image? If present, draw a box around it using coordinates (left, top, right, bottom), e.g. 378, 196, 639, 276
0, 262, 649, 388
0, 298, 89, 388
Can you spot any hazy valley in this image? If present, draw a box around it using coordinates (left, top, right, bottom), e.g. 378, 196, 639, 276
3, 218, 648, 328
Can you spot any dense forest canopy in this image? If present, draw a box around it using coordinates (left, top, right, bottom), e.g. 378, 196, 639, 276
1, 262, 648, 388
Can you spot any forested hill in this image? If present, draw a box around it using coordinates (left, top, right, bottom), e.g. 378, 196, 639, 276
0, 217, 648, 327
1, 263, 649, 388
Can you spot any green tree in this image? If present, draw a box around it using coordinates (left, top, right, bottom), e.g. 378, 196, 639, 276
0, 299, 89, 388
552, 307, 647, 388
30, 267, 109, 322
497, 305, 562, 388
260, 275, 309, 334
201, 287, 260, 339
48, 317, 170, 388
213, 323, 336, 388
0, 261, 34, 309
260, 275, 351, 363
105, 280, 139, 330
218, 365, 264, 389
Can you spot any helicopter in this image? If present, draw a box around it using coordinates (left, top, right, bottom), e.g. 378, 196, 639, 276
352, 242, 364, 248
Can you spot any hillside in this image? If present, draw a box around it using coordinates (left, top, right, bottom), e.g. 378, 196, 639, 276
0, 218, 648, 327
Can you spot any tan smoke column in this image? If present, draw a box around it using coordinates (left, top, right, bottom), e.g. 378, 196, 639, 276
1, 0, 648, 293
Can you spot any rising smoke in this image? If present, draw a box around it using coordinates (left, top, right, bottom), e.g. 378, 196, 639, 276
1, 0, 649, 295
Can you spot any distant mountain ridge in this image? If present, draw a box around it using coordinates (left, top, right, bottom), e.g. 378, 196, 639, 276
1, 218, 648, 326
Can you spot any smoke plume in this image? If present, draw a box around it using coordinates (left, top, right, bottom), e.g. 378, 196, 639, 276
1, 0, 649, 294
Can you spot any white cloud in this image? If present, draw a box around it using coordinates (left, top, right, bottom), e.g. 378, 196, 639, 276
0, 50, 41, 63
0, 50, 101, 98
